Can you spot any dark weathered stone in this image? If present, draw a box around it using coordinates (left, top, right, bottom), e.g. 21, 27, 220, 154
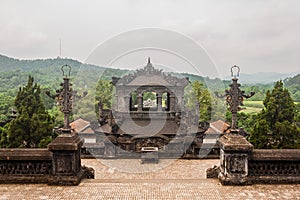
250, 149, 300, 161
217, 134, 254, 152
0, 149, 52, 160
0, 149, 52, 184
48, 133, 89, 185
206, 165, 220, 178
48, 133, 83, 151
218, 134, 253, 185
248, 149, 300, 184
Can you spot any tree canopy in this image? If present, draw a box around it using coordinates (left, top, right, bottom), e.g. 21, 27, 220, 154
185, 80, 212, 122
5, 76, 55, 148
249, 81, 300, 149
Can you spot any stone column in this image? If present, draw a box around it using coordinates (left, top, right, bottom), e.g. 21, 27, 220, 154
157, 92, 162, 111
124, 95, 130, 112
113, 95, 118, 110
217, 134, 253, 185
169, 94, 175, 112
137, 93, 143, 112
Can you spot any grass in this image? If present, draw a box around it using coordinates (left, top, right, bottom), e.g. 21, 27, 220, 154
240, 106, 262, 114
240, 101, 263, 114
241, 100, 299, 114
243, 101, 264, 108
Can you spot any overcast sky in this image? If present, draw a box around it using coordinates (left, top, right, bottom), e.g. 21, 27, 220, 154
0, 0, 299, 77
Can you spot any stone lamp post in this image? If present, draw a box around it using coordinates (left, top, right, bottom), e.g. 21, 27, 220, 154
47, 65, 92, 185
225, 65, 255, 133
208, 66, 255, 185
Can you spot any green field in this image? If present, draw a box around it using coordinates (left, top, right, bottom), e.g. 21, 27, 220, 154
241, 101, 264, 114
241, 101, 299, 114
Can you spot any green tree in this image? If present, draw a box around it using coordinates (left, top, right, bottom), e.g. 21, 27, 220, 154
0, 93, 14, 122
73, 89, 96, 121
0, 124, 9, 147
249, 81, 300, 149
74, 79, 114, 121
7, 76, 55, 148
95, 80, 113, 109
225, 111, 256, 133
295, 103, 300, 128
185, 80, 212, 122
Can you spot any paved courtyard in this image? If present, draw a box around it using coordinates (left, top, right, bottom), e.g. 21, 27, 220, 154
0, 158, 299, 199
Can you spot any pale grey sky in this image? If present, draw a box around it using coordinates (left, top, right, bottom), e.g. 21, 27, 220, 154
0, 0, 299, 77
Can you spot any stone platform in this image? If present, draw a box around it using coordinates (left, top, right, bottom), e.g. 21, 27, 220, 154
0, 159, 299, 199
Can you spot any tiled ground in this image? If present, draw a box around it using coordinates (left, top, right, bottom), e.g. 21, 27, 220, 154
0, 159, 299, 200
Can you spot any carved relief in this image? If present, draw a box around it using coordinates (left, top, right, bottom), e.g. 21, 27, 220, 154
0, 161, 51, 175
56, 155, 72, 174
227, 155, 246, 174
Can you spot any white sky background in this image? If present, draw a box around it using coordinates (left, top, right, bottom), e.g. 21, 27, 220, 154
0, 0, 299, 77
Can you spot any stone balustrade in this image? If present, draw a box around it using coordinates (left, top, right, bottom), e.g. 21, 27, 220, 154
0, 149, 52, 183
207, 135, 300, 185
248, 149, 300, 184
0, 134, 94, 185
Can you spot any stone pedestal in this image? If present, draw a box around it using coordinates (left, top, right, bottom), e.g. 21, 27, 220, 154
48, 133, 85, 185
217, 134, 253, 185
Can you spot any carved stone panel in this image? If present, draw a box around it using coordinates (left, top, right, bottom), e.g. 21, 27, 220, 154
55, 154, 72, 174
228, 155, 247, 175
223, 153, 248, 177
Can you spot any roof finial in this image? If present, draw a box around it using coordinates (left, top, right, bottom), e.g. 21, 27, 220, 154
147, 57, 151, 64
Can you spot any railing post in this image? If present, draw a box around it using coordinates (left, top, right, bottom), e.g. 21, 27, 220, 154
48, 134, 85, 185
217, 134, 253, 185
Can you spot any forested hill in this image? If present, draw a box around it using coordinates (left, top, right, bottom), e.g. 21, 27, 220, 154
0, 54, 299, 101
0, 54, 224, 91
284, 74, 300, 101
0, 54, 129, 120
0, 54, 82, 71
285, 74, 300, 86
0, 54, 129, 91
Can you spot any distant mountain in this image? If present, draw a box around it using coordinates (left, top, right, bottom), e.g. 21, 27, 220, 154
284, 74, 300, 102
224, 71, 299, 84
0, 54, 83, 71
0, 53, 298, 87
0, 54, 222, 89
284, 74, 300, 87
